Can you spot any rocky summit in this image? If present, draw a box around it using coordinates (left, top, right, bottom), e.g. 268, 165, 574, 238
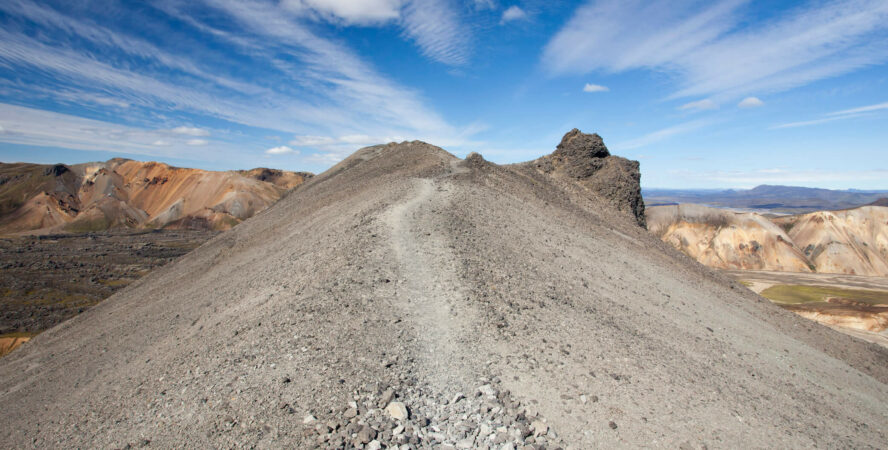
522, 129, 646, 227
0, 132, 886, 448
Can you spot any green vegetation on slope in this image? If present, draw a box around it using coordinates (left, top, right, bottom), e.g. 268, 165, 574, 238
760, 284, 888, 306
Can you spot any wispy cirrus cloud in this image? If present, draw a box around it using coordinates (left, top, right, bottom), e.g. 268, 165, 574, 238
0, 102, 226, 159
612, 119, 711, 151
401, 0, 472, 65
827, 100, 888, 116
543, 0, 888, 101
679, 99, 717, 111
771, 99, 887, 129
0, 0, 480, 167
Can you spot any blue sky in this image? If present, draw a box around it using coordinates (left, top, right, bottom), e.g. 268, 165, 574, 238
0, 0, 886, 189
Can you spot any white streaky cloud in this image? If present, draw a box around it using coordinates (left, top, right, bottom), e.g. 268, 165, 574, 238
281, 0, 404, 24
197, 0, 463, 136
172, 126, 211, 136
769, 113, 871, 129
738, 97, 764, 108
828, 100, 888, 116
0, 0, 263, 96
583, 83, 609, 93
612, 120, 710, 150
543, 0, 888, 100
501, 6, 527, 23
679, 99, 717, 111
0, 0, 476, 154
265, 145, 298, 155
401, 0, 471, 65
0, 102, 229, 159
186, 139, 209, 146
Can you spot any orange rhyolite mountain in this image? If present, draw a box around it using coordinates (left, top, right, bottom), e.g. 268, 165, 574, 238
0, 159, 311, 234
648, 203, 888, 277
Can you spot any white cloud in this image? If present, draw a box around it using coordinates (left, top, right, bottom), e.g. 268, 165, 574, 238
0, 0, 476, 164
171, 126, 211, 136
501, 6, 527, 23
772, 99, 887, 129
827, 100, 888, 116
612, 119, 710, 150
401, 0, 471, 65
265, 145, 298, 155
543, 0, 888, 100
583, 83, 609, 93
0, 102, 228, 159
738, 96, 764, 108
186, 139, 209, 146
282, 0, 404, 24
0, 125, 4, 133
679, 99, 717, 111
770, 113, 870, 129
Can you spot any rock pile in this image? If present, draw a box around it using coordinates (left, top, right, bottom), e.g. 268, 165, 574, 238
303, 377, 562, 450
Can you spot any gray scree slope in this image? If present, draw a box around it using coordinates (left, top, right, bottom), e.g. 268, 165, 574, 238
0, 138, 886, 448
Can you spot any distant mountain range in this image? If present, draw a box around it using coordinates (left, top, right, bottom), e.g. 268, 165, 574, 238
644, 185, 888, 213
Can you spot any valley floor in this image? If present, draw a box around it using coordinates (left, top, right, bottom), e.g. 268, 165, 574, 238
0, 230, 216, 335
725, 270, 888, 347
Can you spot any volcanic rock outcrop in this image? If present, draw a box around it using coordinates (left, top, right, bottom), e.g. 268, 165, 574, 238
522, 129, 645, 227
1, 138, 886, 447
0, 159, 311, 234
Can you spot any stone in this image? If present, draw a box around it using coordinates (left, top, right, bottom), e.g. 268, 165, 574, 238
356, 425, 376, 444
457, 438, 475, 449
302, 414, 316, 424
379, 388, 395, 407
366, 440, 381, 450
531, 420, 548, 436
609, 421, 618, 430
386, 402, 409, 421
451, 393, 465, 404
344, 407, 358, 419
478, 384, 497, 398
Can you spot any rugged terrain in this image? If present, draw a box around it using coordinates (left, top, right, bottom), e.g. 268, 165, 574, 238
648, 203, 888, 277
0, 230, 216, 336
0, 159, 311, 234
1, 132, 886, 448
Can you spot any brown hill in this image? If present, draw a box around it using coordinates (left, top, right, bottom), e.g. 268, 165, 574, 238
0, 159, 311, 234
648, 204, 888, 277
775, 206, 888, 276
647, 204, 812, 272
1, 132, 886, 447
